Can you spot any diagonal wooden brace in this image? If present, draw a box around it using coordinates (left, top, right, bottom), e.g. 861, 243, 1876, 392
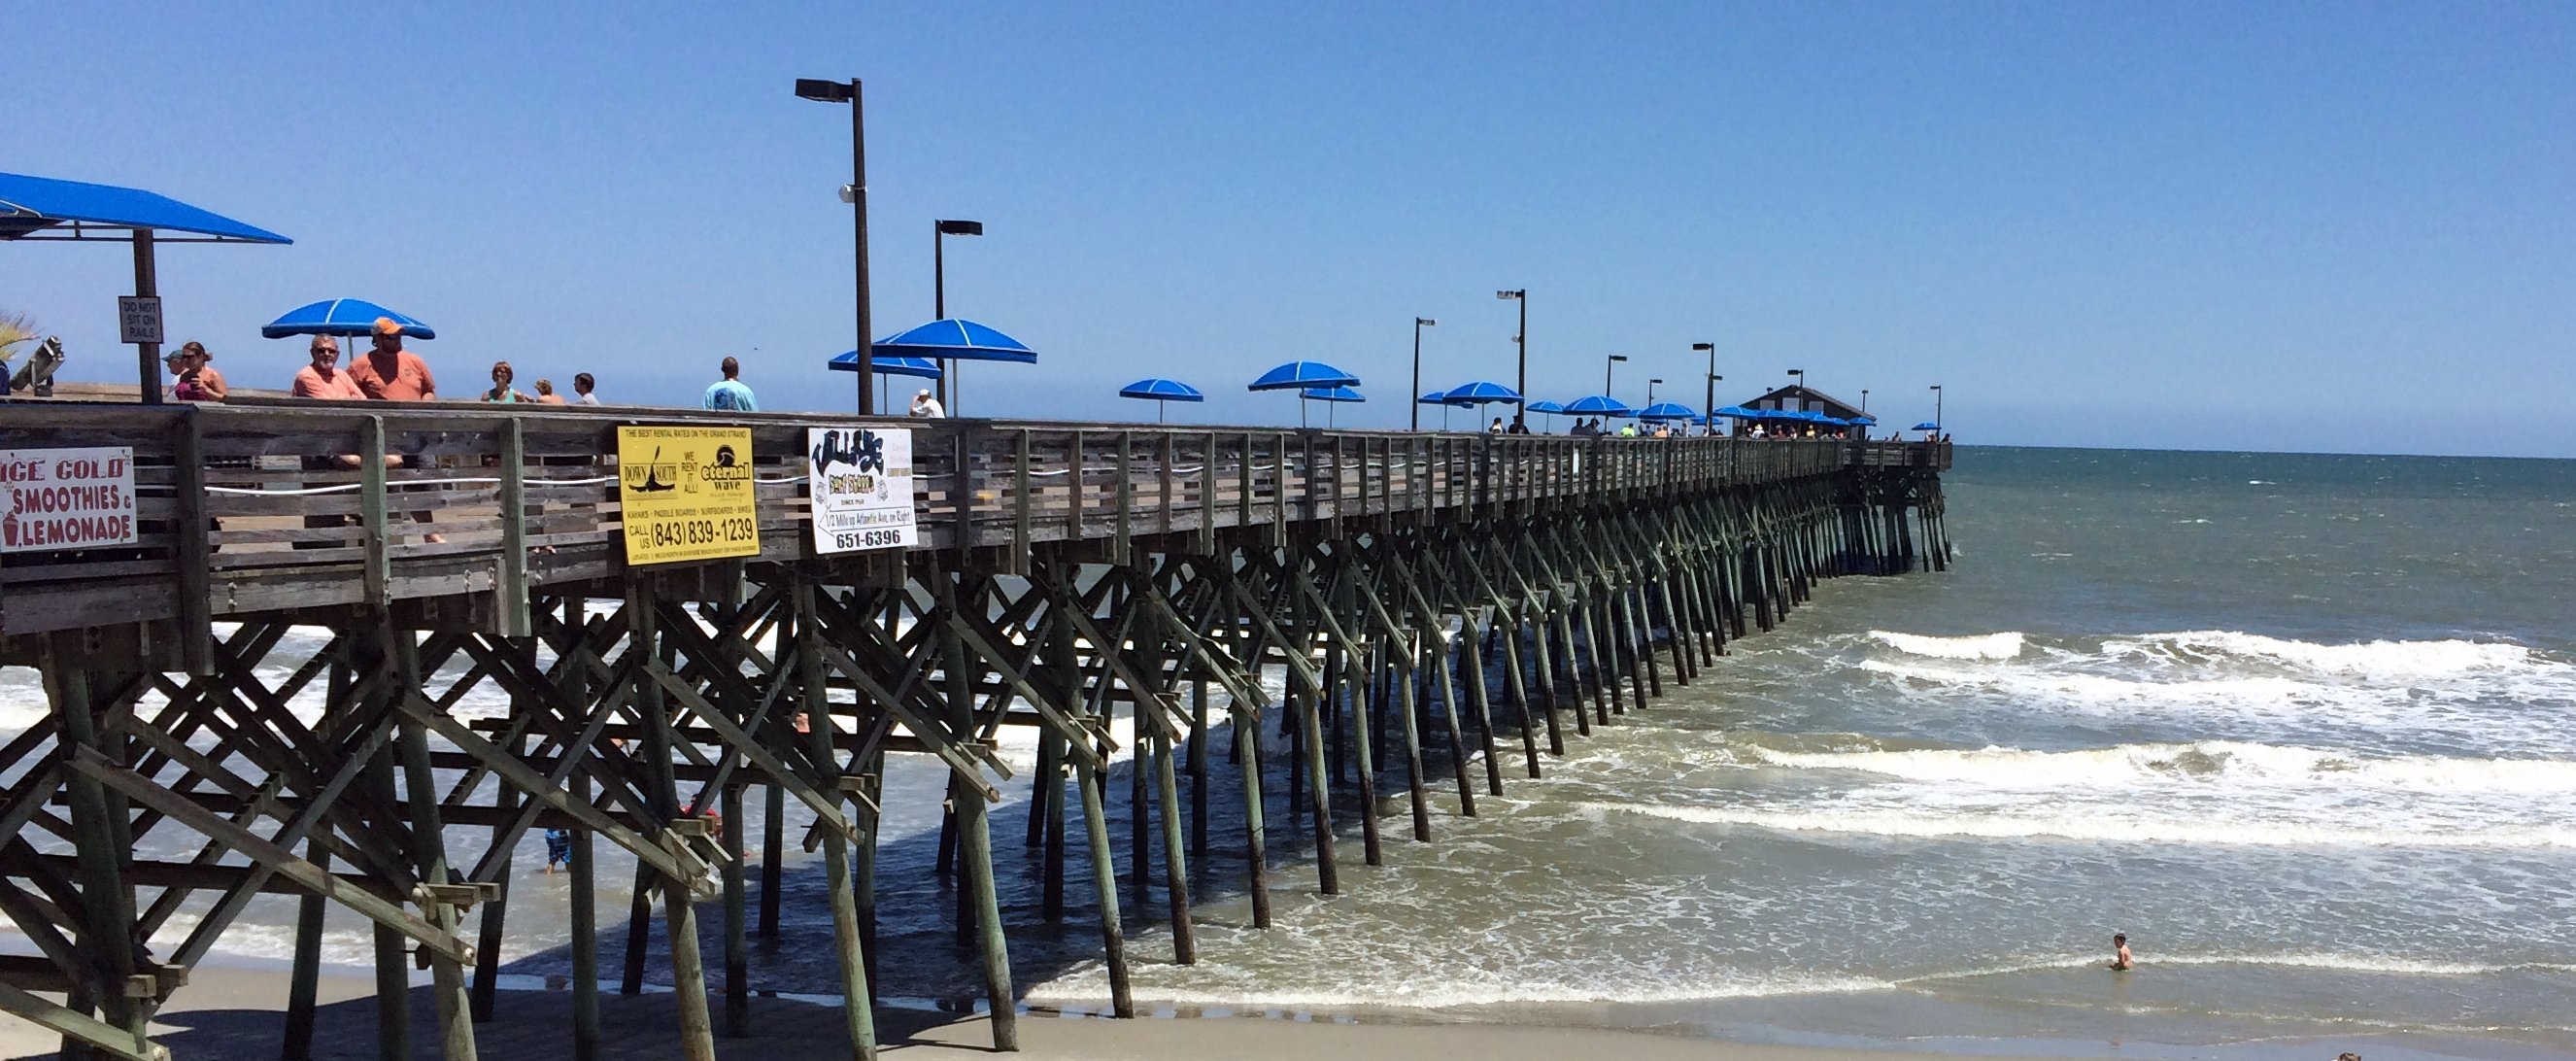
64, 747, 474, 967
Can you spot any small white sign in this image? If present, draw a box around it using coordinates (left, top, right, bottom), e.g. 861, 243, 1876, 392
806, 427, 916, 554
1, 447, 140, 552
118, 296, 163, 345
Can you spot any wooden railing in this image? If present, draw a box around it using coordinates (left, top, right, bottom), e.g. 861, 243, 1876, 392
0, 400, 1948, 635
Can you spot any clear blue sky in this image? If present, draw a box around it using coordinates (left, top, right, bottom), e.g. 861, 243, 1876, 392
10, 2, 2572, 456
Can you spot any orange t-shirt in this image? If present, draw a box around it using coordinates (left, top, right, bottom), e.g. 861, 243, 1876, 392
349, 349, 437, 401
291, 364, 368, 400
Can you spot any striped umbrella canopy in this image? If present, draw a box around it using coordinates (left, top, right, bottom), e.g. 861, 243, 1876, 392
1440, 380, 1523, 406
261, 298, 436, 339
1118, 377, 1204, 424
872, 318, 1035, 363
1562, 394, 1635, 417
1249, 360, 1360, 391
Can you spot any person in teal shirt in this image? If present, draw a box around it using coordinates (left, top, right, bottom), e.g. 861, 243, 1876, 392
702, 356, 757, 412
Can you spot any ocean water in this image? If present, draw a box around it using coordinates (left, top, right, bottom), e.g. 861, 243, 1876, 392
5, 445, 2571, 1058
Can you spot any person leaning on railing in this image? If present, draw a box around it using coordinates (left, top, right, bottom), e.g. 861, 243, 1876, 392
339, 318, 444, 543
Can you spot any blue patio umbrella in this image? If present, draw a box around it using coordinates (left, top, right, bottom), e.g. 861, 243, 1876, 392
871, 317, 1035, 416
1914, 421, 1941, 432
1420, 390, 1465, 431
262, 298, 436, 340
1527, 398, 1568, 432
1118, 377, 1204, 423
1249, 360, 1360, 391
1562, 394, 1635, 417
1300, 384, 1364, 428
1250, 360, 1360, 427
1441, 380, 1523, 406
831, 352, 944, 410
1637, 401, 1697, 423
828, 353, 942, 377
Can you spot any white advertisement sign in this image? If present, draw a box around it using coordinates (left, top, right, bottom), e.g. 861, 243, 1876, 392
807, 427, 916, 554
1, 447, 139, 552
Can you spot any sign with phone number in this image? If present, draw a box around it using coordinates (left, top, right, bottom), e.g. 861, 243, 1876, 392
617, 426, 761, 565
807, 427, 916, 553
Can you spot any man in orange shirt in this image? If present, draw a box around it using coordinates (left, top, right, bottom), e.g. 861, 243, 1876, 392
348, 318, 436, 401
342, 318, 443, 541
289, 336, 366, 400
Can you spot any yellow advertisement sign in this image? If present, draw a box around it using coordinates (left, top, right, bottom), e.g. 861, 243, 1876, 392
617, 426, 761, 565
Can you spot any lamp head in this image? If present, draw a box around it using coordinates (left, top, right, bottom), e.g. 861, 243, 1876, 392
1691, 342, 1715, 352
936, 219, 985, 236
1495, 290, 1524, 300
1609, 355, 1629, 362
795, 78, 856, 103
1649, 378, 1664, 385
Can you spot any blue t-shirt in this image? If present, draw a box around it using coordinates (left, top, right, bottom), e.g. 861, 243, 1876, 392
701, 379, 757, 412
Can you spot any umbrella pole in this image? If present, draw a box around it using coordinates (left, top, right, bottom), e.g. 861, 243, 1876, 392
1158, 400, 1167, 425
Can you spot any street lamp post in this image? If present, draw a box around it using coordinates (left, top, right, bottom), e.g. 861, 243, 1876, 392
1647, 378, 1663, 405
933, 219, 982, 411
1409, 317, 1437, 431
1496, 290, 1526, 428
795, 77, 874, 414
1605, 354, 1628, 396
1931, 384, 1944, 433
1861, 389, 1869, 413
1692, 342, 1716, 425
1786, 367, 1805, 409
1705, 374, 1722, 434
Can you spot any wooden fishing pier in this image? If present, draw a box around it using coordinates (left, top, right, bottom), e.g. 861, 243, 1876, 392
0, 400, 1949, 1061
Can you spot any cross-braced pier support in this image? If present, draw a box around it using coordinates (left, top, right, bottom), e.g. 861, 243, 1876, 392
0, 408, 1947, 1059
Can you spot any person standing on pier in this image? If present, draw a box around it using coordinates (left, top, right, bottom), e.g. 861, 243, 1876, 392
702, 356, 757, 412
344, 318, 443, 542
910, 388, 944, 418
173, 341, 228, 401
348, 318, 436, 401
572, 371, 601, 404
288, 337, 365, 400
481, 360, 531, 402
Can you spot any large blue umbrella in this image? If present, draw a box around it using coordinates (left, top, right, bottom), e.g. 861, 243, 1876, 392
1441, 380, 1523, 406
873, 318, 1034, 363
1251, 360, 1360, 427
262, 298, 435, 340
1637, 401, 1697, 423
872, 317, 1035, 417
1712, 404, 1757, 419
1914, 421, 1941, 431
1562, 394, 1635, 417
1300, 384, 1364, 428
1249, 360, 1360, 391
1118, 377, 1204, 424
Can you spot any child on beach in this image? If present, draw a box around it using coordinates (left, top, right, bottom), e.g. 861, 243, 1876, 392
544, 828, 572, 873
2110, 933, 2133, 971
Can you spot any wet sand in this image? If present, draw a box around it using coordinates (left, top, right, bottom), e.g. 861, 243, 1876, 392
0, 965, 2079, 1060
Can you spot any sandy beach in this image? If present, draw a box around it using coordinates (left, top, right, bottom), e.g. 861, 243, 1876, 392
0, 965, 2083, 1061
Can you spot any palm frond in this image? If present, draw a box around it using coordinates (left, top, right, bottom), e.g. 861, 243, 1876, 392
0, 312, 42, 364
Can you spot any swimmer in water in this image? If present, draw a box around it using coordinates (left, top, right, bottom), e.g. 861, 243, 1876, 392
2110, 932, 2133, 971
